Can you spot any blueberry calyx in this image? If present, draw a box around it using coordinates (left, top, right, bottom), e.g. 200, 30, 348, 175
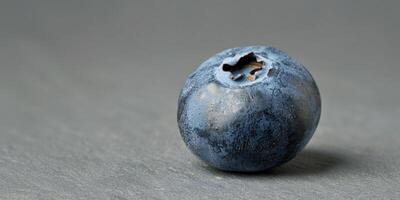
222, 52, 264, 82
215, 51, 270, 87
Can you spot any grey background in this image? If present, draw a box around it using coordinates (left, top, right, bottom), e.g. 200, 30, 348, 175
0, 0, 399, 199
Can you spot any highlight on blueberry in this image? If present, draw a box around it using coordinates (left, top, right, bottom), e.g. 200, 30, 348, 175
177, 46, 321, 172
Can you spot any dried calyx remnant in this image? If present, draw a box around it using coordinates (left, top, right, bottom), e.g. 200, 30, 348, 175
222, 52, 264, 81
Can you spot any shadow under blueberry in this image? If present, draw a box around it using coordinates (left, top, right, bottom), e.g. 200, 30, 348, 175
200, 149, 353, 177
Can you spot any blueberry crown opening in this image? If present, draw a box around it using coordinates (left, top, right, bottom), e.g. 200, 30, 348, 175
221, 52, 264, 81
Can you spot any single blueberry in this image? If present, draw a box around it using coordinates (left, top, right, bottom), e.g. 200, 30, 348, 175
177, 46, 321, 172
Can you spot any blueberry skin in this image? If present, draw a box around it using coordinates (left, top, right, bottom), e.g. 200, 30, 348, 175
177, 46, 321, 172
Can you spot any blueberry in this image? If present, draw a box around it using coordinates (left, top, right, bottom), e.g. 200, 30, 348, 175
177, 46, 321, 172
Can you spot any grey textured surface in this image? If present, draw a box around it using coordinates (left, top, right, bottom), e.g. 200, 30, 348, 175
0, 0, 399, 199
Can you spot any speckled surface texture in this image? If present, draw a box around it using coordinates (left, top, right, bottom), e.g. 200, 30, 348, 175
178, 46, 321, 171
1, 1, 399, 199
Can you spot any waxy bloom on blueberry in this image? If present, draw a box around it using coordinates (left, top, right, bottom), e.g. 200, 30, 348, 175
177, 46, 321, 172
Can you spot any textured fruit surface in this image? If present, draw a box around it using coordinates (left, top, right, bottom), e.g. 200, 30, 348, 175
177, 46, 321, 172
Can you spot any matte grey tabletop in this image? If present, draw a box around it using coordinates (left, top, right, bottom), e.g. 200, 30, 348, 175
1, 1, 399, 199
